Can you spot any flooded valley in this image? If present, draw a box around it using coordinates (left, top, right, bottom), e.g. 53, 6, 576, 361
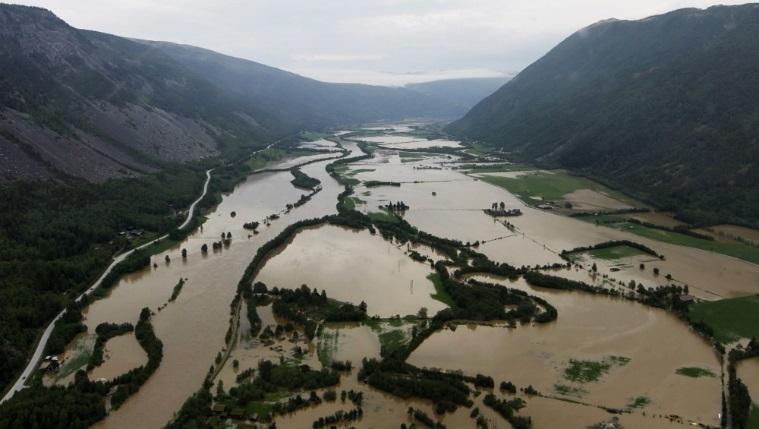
46, 124, 759, 428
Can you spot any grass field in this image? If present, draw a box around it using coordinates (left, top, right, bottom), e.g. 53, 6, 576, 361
587, 245, 646, 260
378, 330, 407, 355
367, 210, 400, 224
590, 216, 759, 264
479, 171, 638, 207
687, 295, 759, 343
247, 148, 312, 170
300, 130, 330, 141
341, 196, 364, 211
427, 273, 454, 307
462, 163, 530, 173
245, 401, 273, 420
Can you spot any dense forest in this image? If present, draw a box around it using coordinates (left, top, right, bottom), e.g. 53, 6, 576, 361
448, 4, 759, 226
0, 166, 207, 392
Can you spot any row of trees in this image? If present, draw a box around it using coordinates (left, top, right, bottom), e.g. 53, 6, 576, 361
290, 167, 321, 190
359, 358, 473, 413
482, 394, 531, 429
88, 322, 134, 370
108, 308, 164, 409
726, 338, 759, 428
560, 240, 662, 260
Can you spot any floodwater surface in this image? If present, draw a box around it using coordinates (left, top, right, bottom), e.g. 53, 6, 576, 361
60, 125, 759, 429
256, 225, 446, 317
86, 156, 345, 429
408, 276, 722, 426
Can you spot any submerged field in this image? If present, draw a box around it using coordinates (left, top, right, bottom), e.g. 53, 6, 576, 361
27, 123, 759, 429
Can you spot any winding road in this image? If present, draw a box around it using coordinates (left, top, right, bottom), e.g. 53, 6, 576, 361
0, 169, 213, 404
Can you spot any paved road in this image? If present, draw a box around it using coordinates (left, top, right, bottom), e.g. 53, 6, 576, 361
0, 168, 213, 404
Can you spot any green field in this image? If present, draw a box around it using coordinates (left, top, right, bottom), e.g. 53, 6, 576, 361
247, 148, 312, 170
367, 210, 400, 224
378, 330, 407, 355
590, 217, 759, 265
245, 401, 273, 420
479, 171, 637, 207
341, 196, 364, 211
586, 245, 645, 260
687, 295, 759, 343
464, 142, 497, 156
462, 163, 529, 173
300, 130, 330, 141
427, 273, 454, 307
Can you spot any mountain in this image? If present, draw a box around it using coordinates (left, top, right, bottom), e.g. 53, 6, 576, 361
405, 77, 511, 110
141, 41, 465, 131
0, 5, 460, 183
448, 4, 759, 225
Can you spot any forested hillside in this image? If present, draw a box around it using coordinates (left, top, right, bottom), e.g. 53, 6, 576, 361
143, 41, 464, 132
448, 4, 759, 226
0, 4, 460, 183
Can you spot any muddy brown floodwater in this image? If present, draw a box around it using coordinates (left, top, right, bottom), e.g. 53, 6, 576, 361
56, 126, 759, 428
256, 224, 446, 317
352, 154, 759, 299
409, 275, 722, 426
84, 152, 349, 429
89, 333, 148, 382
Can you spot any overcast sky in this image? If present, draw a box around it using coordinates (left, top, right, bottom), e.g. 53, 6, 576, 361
9, 0, 748, 86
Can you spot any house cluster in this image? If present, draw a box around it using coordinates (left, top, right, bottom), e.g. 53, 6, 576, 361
119, 228, 145, 238
39, 355, 60, 372
208, 403, 264, 428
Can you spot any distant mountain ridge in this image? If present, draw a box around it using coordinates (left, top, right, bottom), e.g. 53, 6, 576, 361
448, 4, 759, 225
405, 77, 511, 110
140, 41, 465, 132
0, 4, 462, 182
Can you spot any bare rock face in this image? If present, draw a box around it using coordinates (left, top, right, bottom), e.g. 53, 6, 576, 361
0, 5, 228, 182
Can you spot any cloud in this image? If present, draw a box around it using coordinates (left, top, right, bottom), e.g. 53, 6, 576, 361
292, 53, 386, 62
290, 67, 509, 87
6, 0, 749, 85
